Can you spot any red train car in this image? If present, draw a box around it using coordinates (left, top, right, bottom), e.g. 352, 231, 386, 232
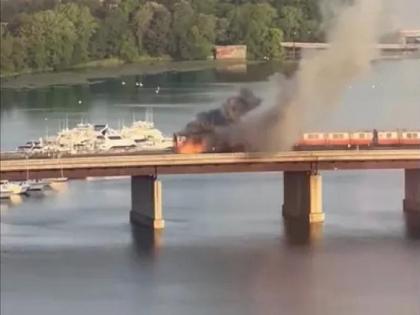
295, 130, 420, 151
400, 131, 420, 146
350, 131, 373, 146
377, 131, 399, 146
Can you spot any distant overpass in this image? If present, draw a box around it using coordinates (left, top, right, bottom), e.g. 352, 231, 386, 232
1, 150, 419, 229
280, 42, 419, 50
280, 42, 419, 58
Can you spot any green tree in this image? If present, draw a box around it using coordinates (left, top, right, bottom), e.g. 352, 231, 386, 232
19, 9, 77, 69
57, 3, 97, 63
90, 9, 130, 59
169, 0, 195, 59
215, 17, 229, 44
119, 0, 140, 17
226, 3, 283, 60
0, 35, 15, 72
278, 5, 304, 40
131, 3, 155, 53
0, 0, 325, 74
260, 27, 284, 59
9, 36, 27, 71
191, 0, 218, 15
119, 33, 139, 62
170, 1, 215, 60
18, 14, 48, 69
142, 4, 171, 56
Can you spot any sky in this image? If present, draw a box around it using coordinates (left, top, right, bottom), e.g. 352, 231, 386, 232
385, 0, 420, 30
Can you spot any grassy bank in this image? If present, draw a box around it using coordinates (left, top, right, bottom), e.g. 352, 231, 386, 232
0, 56, 172, 79
0, 59, 252, 89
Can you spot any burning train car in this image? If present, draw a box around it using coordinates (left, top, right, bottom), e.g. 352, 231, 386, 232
173, 88, 420, 154
174, 88, 261, 153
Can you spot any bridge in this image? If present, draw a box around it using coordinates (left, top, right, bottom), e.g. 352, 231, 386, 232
1, 150, 419, 229
280, 42, 420, 59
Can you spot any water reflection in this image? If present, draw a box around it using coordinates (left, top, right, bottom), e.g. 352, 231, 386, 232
404, 211, 420, 239
283, 220, 324, 246
49, 182, 69, 192
131, 226, 164, 258
9, 194, 24, 206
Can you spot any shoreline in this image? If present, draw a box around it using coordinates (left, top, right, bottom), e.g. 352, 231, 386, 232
0, 60, 254, 89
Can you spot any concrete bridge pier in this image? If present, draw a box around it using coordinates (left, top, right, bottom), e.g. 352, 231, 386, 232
282, 171, 325, 223
403, 169, 420, 214
130, 176, 165, 229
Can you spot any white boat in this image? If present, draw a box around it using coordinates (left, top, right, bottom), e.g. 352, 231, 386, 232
49, 177, 68, 183
28, 179, 49, 191
86, 175, 129, 181
99, 133, 137, 151
17, 139, 44, 153
18, 118, 172, 155
48, 165, 68, 183
0, 181, 12, 199
120, 120, 173, 150
7, 181, 30, 194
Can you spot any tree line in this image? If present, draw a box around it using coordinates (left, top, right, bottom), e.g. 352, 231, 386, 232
0, 0, 322, 74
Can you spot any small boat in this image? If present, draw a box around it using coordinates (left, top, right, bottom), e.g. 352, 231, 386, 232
49, 177, 68, 183
86, 175, 129, 181
8, 181, 30, 194
28, 179, 49, 191
48, 166, 68, 183
0, 181, 12, 199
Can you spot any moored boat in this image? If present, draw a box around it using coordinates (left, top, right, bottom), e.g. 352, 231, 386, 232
28, 179, 49, 191
49, 177, 68, 183
8, 181, 30, 194
0, 181, 13, 199
16, 118, 172, 156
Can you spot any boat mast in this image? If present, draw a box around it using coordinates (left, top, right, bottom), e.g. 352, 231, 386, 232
25, 155, 29, 181
145, 108, 154, 123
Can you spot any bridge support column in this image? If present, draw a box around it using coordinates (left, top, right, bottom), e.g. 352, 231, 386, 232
282, 171, 324, 223
130, 176, 164, 229
403, 169, 420, 214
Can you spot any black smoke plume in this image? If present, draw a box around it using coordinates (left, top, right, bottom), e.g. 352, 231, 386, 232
176, 88, 261, 151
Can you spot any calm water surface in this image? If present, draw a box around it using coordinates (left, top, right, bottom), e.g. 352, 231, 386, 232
1, 61, 420, 315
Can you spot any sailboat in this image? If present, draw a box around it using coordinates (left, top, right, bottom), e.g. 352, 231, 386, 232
25, 157, 49, 191
49, 158, 68, 183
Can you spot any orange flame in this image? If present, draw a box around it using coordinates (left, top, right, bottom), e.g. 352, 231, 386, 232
176, 140, 206, 154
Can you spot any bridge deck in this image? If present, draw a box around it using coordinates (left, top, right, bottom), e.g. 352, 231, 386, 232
1, 150, 419, 180
280, 42, 419, 50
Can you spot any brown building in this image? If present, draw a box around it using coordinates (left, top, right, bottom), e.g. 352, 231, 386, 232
399, 30, 420, 45
214, 45, 247, 60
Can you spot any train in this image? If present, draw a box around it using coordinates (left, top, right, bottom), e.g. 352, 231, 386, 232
294, 129, 420, 150
174, 129, 420, 153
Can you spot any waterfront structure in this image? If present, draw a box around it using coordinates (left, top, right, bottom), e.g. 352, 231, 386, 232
398, 29, 420, 45
280, 41, 420, 59
1, 150, 419, 228
214, 45, 247, 60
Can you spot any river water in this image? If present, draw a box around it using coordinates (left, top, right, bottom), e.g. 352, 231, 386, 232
1, 60, 419, 315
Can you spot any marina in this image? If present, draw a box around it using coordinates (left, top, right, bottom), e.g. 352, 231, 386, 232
12, 117, 173, 157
